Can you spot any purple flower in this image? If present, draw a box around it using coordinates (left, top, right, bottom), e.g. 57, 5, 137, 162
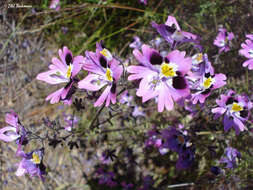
121, 182, 134, 190
132, 106, 146, 117
129, 36, 142, 50
152, 15, 198, 48
120, 90, 133, 106
16, 148, 46, 180
139, 0, 147, 5
212, 90, 252, 135
138, 175, 154, 190
213, 28, 234, 53
0, 111, 27, 148
191, 53, 214, 77
190, 71, 226, 104
37, 46, 84, 105
145, 129, 162, 148
239, 34, 253, 70
62, 113, 79, 131
220, 147, 241, 169
127, 45, 191, 112
176, 147, 195, 170
78, 42, 123, 107
49, 0, 60, 11
95, 168, 117, 187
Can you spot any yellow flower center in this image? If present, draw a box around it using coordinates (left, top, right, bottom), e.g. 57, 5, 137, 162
66, 64, 72, 78
231, 103, 243, 112
100, 49, 112, 61
161, 63, 176, 77
203, 77, 213, 89
196, 53, 203, 63
32, 152, 41, 164
106, 68, 113, 82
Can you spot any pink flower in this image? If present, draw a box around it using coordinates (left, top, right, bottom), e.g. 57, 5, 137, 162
49, 0, 60, 11
239, 34, 253, 70
78, 42, 123, 107
213, 28, 234, 53
128, 45, 191, 112
36, 47, 84, 104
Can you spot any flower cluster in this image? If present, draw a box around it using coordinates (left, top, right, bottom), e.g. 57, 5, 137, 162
145, 126, 195, 169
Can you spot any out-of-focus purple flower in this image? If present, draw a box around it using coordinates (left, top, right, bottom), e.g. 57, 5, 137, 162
50, 0, 60, 11
120, 90, 133, 106
78, 41, 123, 107
145, 128, 162, 148
0, 111, 27, 149
152, 15, 198, 49
121, 182, 134, 190
239, 34, 253, 70
213, 28, 234, 53
62, 113, 79, 131
210, 166, 221, 175
128, 45, 191, 112
37, 46, 84, 105
130, 36, 142, 50
132, 106, 146, 117
139, 0, 147, 5
16, 148, 46, 180
176, 146, 195, 170
212, 90, 252, 135
138, 175, 154, 190
61, 26, 68, 34
220, 147, 241, 169
161, 127, 189, 154
95, 168, 117, 187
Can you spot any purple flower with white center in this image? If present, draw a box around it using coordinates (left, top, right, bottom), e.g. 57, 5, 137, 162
128, 45, 191, 112
78, 42, 123, 107
37, 46, 84, 105
190, 71, 226, 104
145, 129, 162, 148
191, 53, 214, 77
62, 113, 79, 131
213, 28, 234, 53
129, 36, 142, 50
120, 90, 133, 106
15, 148, 46, 180
220, 147, 241, 169
239, 34, 253, 70
95, 168, 117, 187
212, 90, 252, 135
132, 106, 146, 117
49, 0, 60, 11
152, 15, 198, 48
0, 111, 27, 148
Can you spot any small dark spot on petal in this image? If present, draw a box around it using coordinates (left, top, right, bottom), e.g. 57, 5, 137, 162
99, 56, 107, 68
164, 57, 170, 63
65, 53, 72, 65
226, 97, 234, 105
240, 110, 248, 118
150, 52, 163, 65
201, 88, 211, 95
205, 73, 210, 78
172, 76, 187, 89
165, 25, 176, 34
176, 71, 182, 76
111, 82, 116, 94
